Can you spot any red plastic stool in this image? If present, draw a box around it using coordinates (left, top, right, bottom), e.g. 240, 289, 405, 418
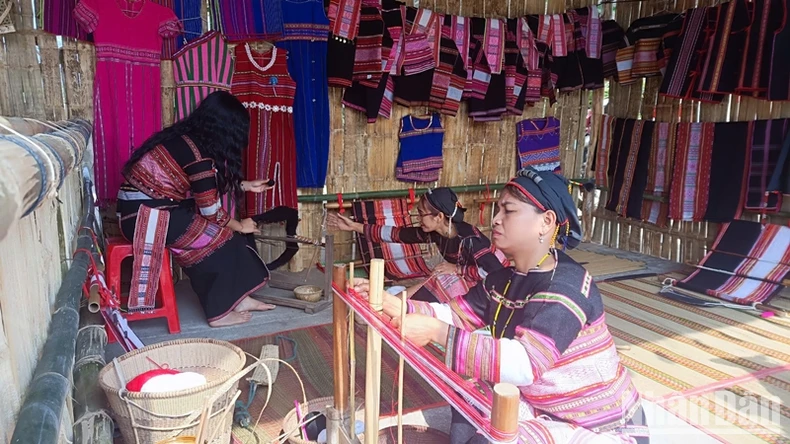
104, 237, 181, 342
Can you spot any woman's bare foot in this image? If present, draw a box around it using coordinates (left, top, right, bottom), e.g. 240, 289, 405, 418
209, 311, 252, 327
234, 296, 276, 312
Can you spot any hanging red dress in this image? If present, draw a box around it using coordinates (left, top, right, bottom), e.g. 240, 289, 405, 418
74, 0, 181, 205
231, 43, 298, 216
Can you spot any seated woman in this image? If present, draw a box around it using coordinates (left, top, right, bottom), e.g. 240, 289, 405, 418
328, 187, 508, 303
352, 167, 647, 443
118, 91, 276, 328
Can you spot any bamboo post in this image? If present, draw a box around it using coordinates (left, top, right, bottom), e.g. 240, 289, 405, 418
332, 263, 349, 415
347, 261, 356, 440
364, 259, 385, 444
397, 290, 408, 444
72, 308, 114, 444
490, 383, 520, 443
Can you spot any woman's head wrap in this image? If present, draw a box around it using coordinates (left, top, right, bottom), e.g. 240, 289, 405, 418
506, 167, 582, 250
424, 187, 466, 223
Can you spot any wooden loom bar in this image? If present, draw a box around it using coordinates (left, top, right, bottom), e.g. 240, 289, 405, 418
347, 261, 356, 441
491, 383, 521, 439
332, 264, 350, 414
365, 259, 385, 444
397, 290, 408, 444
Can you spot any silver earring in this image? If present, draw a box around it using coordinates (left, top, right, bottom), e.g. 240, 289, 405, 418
539, 235, 544, 243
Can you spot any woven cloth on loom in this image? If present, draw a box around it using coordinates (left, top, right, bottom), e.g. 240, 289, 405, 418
352, 199, 433, 280
598, 276, 790, 442
678, 220, 790, 305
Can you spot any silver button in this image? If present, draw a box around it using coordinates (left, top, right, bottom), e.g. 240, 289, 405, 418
312, 99, 316, 102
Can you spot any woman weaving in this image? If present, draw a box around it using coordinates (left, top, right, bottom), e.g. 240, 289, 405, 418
352, 168, 647, 443
328, 188, 508, 303
118, 91, 277, 328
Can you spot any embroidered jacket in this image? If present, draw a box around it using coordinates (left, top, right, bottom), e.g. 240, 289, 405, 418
124, 134, 231, 227
408, 251, 641, 432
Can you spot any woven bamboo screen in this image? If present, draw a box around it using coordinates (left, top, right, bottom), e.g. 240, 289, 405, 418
1, 0, 789, 271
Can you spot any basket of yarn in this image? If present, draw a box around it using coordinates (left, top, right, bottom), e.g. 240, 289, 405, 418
99, 338, 246, 444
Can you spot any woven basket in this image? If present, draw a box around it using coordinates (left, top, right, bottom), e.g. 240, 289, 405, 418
282, 397, 365, 444
294, 285, 323, 302
99, 338, 246, 444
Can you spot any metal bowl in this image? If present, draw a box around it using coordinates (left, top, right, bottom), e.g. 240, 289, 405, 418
293, 285, 323, 302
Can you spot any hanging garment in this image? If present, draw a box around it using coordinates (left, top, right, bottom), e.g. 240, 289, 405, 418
697, 0, 750, 95
641, 122, 676, 227
736, 0, 784, 98
212, 0, 283, 41
605, 119, 655, 220
768, 0, 790, 100
74, 0, 182, 205
601, 20, 625, 79
515, 117, 561, 173
353, 2, 384, 86
155, 0, 202, 58
172, 31, 234, 122
433, 35, 467, 116
44, 0, 90, 40
275, 0, 330, 188
342, 73, 391, 123
231, 44, 298, 215
396, 113, 444, 183
677, 220, 790, 305
352, 199, 433, 280
593, 114, 618, 189
118, 135, 270, 320
703, 121, 750, 222
747, 119, 789, 212
326, 0, 362, 87
669, 122, 715, 222
767, 124, 790, 200
468, 18, 507, 121
615, 14, 682, 85
659, 6, 724, 103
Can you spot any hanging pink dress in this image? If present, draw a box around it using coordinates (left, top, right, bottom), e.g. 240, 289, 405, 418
74, 0, 182, 205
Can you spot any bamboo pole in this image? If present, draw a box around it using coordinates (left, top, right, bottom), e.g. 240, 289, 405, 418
332, 264, 350, 415
396, 290, 407, 444
72, 309, 113, 444
347, 262, 356, 440
491, 383, 520, 442
364, 259, 385, 444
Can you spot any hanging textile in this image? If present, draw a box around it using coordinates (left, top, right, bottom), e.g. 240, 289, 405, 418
172, 31, 234, 122
615, 14, 682, 85
641, 122, 676, 227
697, 0, 750, 96
395, 113, 444, 182
659, 6, 723, 103
605, 119, 655, 219
155, 0, 202, 58
515, 117, 561, 173
44, 0, 89, 40
212, 0, 283, 42
74, 0, 182, 205
767, 124, 790, 199
601, 20, 625, 79
326, 0, 362, 87
746, 119, 789, 212
275, 0, 330, 188
668, 122, 715, 222
768, 0, 790, 100
703, 121, 750, 222
342, 73, 391, 123
677, 220, 790, 305
231, 44, 298, 216
593, 114, 617, 188
467, 17, 507, 122
735, 0, 784, 98
351, 199, 433, 280
353, 1, 384, 86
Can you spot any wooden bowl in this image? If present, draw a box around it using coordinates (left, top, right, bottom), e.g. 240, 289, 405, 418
294, 285, 323, 302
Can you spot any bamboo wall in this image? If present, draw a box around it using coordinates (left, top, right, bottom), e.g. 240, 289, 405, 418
1, 0, 789, 273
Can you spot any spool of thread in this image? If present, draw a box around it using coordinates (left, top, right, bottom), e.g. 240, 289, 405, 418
761, 311, 776, 319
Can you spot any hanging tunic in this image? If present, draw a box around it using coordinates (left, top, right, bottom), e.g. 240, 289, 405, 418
601, 20, 625, 79
515, 117, 562, 173
74, 0, 182, 205
406, 253, 645, 443
396, 113, 444, 183
155, 0, 202, 58
275, 0, 330, 188
326, 0, 362, 87
615, 14, 681, 85
362, 220, 508, 303
173, 31, 235, 122
118, 134, 269, 321
231, 44, 298, 216
212, 0, 283, 42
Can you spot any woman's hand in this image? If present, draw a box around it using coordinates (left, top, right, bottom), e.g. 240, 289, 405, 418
242, 180, 274, 193
390, 314, 449, 347
433, 261, 458, 275
351, 278, 402, 318
238, 218, 260, 234
327, 213, 363, 233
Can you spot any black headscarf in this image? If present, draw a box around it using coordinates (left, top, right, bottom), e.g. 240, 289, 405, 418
506, 167, 582, 250
424, 187, 466, 223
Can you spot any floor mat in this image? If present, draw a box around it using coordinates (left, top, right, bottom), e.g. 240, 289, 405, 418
600, 277, 790, 443
229, 323, 446, 443
566, 249, 647, 277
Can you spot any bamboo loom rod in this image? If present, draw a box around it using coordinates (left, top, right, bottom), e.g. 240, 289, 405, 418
365, 259, 385, 444
491, 383, 521, 440
347, 262, 356, 441
397, 290, 408, 444
332, 264, 350, 415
